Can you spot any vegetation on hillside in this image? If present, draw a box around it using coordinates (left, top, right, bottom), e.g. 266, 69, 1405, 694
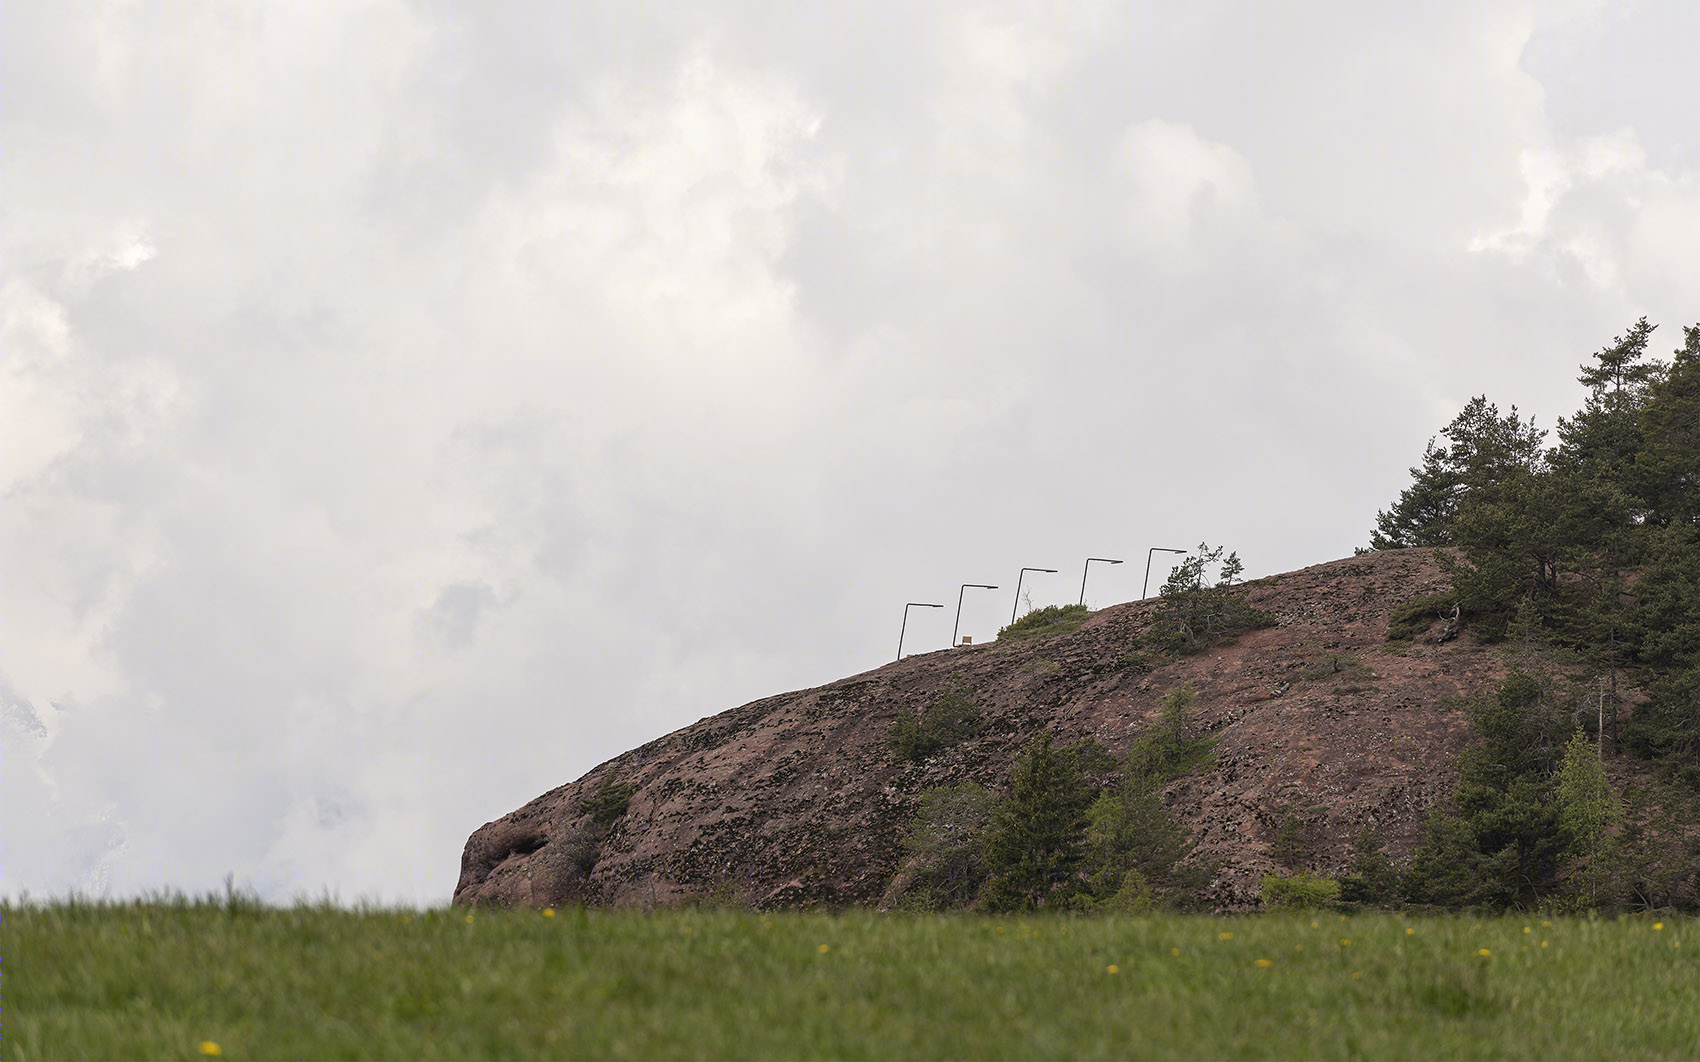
997, 603, 1090, 642
1146, 545, 1278, 653
887, 687, 984, 762
902, 319, 1700, 918
896, 686, 1217, 913
1370, 318, 1700, 911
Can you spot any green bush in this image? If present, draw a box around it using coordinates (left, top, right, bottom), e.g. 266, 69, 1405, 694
898, 782, 995, 910
1146, 545, 1277, 655
1078, 777, 1214, 912
887, 689, 983, 762
1260, 873, 1341, 910
583, 778, 636, 834
1387, 593, 1459, 642
998, 604, 1090, 642
1123, 684, 1216, 783
1336, 826, 1398, 907
1269, 806, 1318, 870
1400, 673, 1570, 909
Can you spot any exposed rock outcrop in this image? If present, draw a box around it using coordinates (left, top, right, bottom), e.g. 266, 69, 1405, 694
455, 550, 1503, 910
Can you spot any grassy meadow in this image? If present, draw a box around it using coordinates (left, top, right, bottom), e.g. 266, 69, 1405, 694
6, 900, 1697, 1060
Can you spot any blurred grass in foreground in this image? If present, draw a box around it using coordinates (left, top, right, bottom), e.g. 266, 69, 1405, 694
7, 899, 1698, 1060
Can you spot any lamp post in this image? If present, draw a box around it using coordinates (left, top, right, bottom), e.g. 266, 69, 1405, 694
897, 602, 943, 661
1078, 557, 1123, 606
952, 583, 998, 648
1011, 567, 1058, 625
1143, 547, 1187, 599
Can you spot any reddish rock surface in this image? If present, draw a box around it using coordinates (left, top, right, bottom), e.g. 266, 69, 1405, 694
455, 550, 1508, 910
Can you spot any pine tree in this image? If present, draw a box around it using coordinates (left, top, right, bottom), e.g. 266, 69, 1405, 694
1371, 396, 1546, 549
1633, 324, 1700, 527
1556, 317, 1665, 499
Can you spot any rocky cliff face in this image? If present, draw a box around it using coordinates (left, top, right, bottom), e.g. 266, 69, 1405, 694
455, 550, 1507, 910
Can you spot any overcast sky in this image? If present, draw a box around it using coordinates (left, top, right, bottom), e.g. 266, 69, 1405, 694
5, 1, 1696, 905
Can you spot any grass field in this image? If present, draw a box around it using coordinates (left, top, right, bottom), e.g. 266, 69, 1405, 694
7, 900, 1697, 1060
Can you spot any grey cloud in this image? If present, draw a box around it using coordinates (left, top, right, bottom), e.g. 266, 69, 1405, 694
418, 582, 499, 651
3, 1, 1695, 904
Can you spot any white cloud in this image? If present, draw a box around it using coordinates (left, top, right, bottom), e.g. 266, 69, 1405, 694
1472, 126, 1700, 304
4, 0, 1695, 905
1111, 119, 1263, 264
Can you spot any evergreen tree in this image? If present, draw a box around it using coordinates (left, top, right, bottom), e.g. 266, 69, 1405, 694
1578, 317, 1663, 399
1371, 396, 1546, 549
1369, 318, 1700, 907
1147, 545, 1274, 653
899, 782, 995, 909
1444, 464, 1631, 640
1556, 729, 1623, 908
1633, 324, 1700, 527
981, 732, 1093, 911
1400, 673, 1567, 908
1555, 319, 1661, 485
1078, 777, 1202, 911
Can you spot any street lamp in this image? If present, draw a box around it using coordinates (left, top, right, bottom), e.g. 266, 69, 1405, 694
897, 602, 943, 661
1143, 547, 1188, 599
952, 583, 999, 647
1011, 567, 1058, 625
1078, 557, 1123, 606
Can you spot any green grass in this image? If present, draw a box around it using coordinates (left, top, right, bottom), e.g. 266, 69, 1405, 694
8, 901, 1699, 1060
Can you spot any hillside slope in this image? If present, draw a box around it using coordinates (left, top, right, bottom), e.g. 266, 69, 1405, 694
455, 550, 1512, 910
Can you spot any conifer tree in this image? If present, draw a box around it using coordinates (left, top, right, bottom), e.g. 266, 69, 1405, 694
1371, 396, 1546, 549
981, 732, 1092, 911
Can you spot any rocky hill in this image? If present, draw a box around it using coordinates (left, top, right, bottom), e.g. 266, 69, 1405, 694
455, 549, 1514, 911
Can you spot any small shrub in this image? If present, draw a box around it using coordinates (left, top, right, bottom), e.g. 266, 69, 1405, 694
1115, 649, 1154, 673
1387, 592, 1459, 642
998, 604, 1090, 643
583, 778, 637, 835
1124, 684, 1216, 783
1297, 653, 1371, 681
887, 689, 983, 762
1077, 867, 1158, 914
1261, 873, 1341, 910
571, 777, 638, 879
1269, 806, 1318, 870
898, 782, 995, 910
1336, 826, 1398, 907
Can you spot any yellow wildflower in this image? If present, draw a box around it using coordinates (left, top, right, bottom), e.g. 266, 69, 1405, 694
542, 908, 555, 918
199, 1044, 222, 1057
1106, 964, 1120, 974
818, 944, 830, 954
1219, 931, 1234, 941
1478, 948, 1491, 957
1254, 959, 1272, 968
